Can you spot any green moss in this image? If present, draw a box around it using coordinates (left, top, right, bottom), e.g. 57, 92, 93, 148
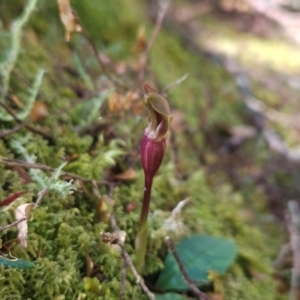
223, 275, 281, 300
72, 0, 146, 59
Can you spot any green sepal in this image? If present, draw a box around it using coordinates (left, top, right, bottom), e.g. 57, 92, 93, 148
144, 93, 173, 140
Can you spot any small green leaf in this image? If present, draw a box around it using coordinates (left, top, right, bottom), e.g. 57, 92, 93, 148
154, 293, 188, 300
156, 235, 236, 291
0, 256, 35, 269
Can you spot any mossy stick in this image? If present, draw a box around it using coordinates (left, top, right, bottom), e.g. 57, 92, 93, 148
0, 218, 26, 231
109, 213, 155, 300
0, 157, 111, 186
0, 101, 52, 140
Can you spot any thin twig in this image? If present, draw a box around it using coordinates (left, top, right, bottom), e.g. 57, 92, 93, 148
146, 0, 170, 55
273, 243, 291, 269
92, 181, 155, 300
0, 102, 53, 141
138, 0, 170, 82
0, 218, 26, 231
122, 250, 155, 300
0, 157, 110, 186
110, 216, 148, 295
110, 212, 155, 300
161, 73, 189, 95
81, 31, 132, 91
82, 31, 107, 73
165, 236, 212, 300
35, 186, 50, 207
0, 123, 25, 138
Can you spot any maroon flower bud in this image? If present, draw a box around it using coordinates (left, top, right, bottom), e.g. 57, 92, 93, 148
141, 134, 165, 180
141, 83, 173, 182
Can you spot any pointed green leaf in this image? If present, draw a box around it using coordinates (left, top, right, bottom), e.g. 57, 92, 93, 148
0, 256, 35, 269
156, 235, 236, 291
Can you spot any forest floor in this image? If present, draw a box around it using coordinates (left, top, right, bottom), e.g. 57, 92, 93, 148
1, 0, 300, 299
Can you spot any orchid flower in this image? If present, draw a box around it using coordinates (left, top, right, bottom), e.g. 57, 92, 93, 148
135, 83, 173, 272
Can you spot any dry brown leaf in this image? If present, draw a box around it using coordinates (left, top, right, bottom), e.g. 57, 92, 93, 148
122, 91, 133, 110
132, 100, 145, 115
0, 191, 27, 207
108, 92, 134, 113
15, 203, 35, 247
85, 254, 94, 276
113, 168, 137, 181
8, 94, 23, 108
29, 101, 48, 122
57, 0, 82, 42
67, 154, 79, 162
126, 202, 139, 212
132, 26, 147, 54
108, 92, 121, 113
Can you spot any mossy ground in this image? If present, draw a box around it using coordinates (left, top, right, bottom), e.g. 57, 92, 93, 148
0, 0, 297, 299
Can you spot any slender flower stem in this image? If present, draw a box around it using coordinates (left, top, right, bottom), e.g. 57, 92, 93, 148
135, 176, 153, 272
139, 177, 153, 230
